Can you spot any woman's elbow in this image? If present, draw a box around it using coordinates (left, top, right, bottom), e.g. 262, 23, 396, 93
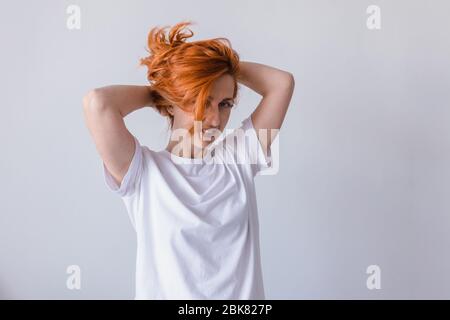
83, 89, 106, 111
285, 72, 295, 86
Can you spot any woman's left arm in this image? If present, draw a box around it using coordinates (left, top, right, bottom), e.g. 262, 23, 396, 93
236, 61, 295, 151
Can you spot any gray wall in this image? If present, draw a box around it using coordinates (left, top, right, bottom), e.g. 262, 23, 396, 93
1, 0, 449, 299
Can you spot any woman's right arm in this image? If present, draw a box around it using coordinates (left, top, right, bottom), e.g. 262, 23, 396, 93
82, 85, 154, 187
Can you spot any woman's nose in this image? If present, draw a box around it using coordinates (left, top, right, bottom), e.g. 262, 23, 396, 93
204, 104, 220, 127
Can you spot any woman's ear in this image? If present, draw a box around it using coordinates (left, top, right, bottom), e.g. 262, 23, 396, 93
167, 105, 174, 116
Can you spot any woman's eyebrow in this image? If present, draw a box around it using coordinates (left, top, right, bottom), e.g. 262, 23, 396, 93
208, 96, 234, 101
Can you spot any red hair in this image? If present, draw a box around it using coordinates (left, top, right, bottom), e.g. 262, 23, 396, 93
139, 21, 240, 135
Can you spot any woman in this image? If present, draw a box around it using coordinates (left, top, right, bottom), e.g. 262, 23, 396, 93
82, 21, 295, 299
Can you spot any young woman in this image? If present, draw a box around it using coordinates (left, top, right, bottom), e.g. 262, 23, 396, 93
83, 21, 295, 299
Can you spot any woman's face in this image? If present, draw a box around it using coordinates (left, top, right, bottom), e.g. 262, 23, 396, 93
167, 74, 236, 155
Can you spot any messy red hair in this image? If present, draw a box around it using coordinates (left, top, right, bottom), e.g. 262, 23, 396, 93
139, 21, 240, 135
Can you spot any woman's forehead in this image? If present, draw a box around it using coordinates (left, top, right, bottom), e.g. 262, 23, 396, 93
210, 74, 235, 94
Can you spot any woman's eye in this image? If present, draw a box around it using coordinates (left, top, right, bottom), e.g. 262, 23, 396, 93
220, 101, 233, 108
206, 101, 234, 108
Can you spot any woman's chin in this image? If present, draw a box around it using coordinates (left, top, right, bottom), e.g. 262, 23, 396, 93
204, 137, 216, 145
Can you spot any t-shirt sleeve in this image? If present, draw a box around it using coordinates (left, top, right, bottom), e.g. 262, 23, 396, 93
102, 135, 144, 197
234, 115, 273, 177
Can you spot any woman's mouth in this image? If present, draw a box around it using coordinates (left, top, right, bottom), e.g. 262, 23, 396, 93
202, 128, 218, 140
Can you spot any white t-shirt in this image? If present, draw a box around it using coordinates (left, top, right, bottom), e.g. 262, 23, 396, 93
102, 115, 273, 299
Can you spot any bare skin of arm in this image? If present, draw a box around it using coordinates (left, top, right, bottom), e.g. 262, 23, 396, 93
236, 61, 295, 153
82, 85, 154, 186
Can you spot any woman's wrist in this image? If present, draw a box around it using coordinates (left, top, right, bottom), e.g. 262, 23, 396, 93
237, 61, 293, 96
